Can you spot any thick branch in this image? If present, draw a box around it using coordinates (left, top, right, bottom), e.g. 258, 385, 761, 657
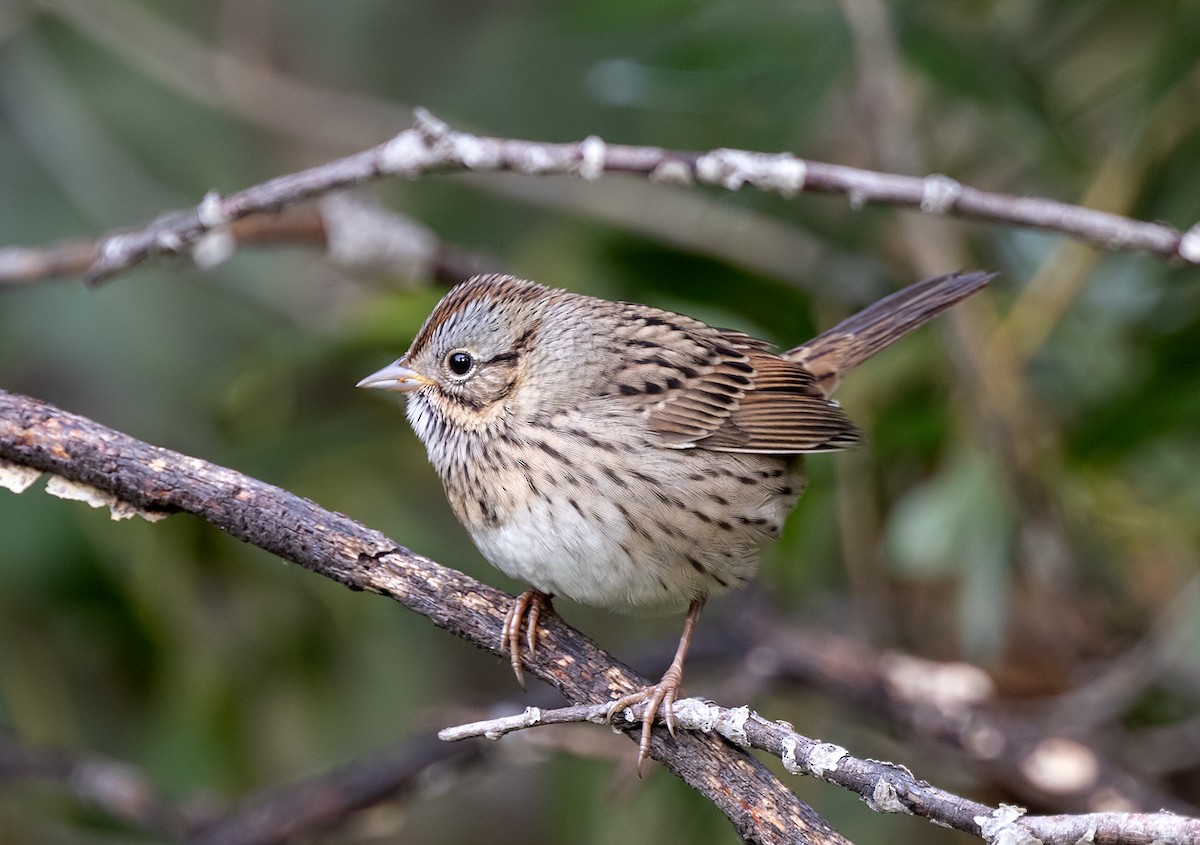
0, 389, 844, 845
74, 109, 1199, 286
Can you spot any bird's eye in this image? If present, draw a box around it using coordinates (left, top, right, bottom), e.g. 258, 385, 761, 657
446, 351, 474, 376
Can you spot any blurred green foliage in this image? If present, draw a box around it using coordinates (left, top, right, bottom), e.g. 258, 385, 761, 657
2, 0, 1200, 842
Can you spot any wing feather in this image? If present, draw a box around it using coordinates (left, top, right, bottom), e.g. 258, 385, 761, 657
636, 327, 861, 454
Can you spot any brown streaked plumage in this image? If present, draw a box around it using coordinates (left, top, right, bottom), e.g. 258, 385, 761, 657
358, 269, 993, 770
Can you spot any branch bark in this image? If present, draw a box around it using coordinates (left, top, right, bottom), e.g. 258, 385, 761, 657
0, 388, 846, 845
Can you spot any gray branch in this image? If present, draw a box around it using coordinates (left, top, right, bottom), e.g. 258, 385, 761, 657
68, 108, 1199, 286
439, 699, 1200, 845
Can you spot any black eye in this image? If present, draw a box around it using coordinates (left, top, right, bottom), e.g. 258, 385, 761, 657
447, 351, 474, 376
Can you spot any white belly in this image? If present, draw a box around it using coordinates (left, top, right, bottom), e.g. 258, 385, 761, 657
472, 494, 701, 612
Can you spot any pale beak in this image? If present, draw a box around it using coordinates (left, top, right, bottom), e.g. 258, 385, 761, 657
356, 359, 433, 392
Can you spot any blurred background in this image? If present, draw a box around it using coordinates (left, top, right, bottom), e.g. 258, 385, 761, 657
2, 0, 1200, 842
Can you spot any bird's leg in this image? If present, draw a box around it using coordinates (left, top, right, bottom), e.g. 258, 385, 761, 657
501, 588, 554, 689
607, 597, 705, 774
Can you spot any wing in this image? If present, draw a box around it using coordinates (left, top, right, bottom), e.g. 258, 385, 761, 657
608, 310, 861, 454
683, 353, 862, 453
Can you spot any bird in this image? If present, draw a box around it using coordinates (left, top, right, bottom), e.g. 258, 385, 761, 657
357, 269, 992, 770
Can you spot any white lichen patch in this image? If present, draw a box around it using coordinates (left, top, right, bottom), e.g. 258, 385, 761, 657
672, 698, 720, 733
196, 190, 230, 228
723, 706, 752, 747
0, 459, 41, 493
865, 778, 910, 814
808, 743, 850, 778
576, 135, 607, 181
694, 149, 807, 195
45, 476, 167, 522
781, 736, 803, 775
191, 229, 236, 269
1177, 223, 1200, 263
379, 129, 431, 175
974, 804, 1043, 845
649, 159, 693, 186
920, 174, 963, 213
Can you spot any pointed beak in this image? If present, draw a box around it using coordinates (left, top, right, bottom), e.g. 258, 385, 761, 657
356, 359, 433, 393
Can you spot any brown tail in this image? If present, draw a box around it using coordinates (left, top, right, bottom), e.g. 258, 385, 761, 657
785, 270, 995, 395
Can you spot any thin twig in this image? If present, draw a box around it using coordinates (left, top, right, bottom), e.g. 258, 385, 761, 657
0, 196, 494, 287
29, 0, 834, 291
749, 619, 1190, 815
438, 698, 1200, 845
73, 108, 1200, 286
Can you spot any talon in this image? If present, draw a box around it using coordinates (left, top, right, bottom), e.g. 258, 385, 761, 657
663, 688, 678, 737
525, 594, 544, 655
502, 600, 526, 689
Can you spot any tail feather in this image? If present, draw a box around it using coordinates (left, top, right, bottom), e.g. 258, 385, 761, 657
785, 270, 995, 395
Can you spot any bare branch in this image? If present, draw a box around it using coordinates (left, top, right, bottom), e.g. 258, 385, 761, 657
0, 388, 847, 845
30, 0, 833, 292
187, 737, 485, 845
73, 109, 1199, 286
439, 699, 1200, 845
0, 727, 490, 843
439, 703, 612, 742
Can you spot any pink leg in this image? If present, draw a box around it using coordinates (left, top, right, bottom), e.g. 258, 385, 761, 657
607, 597, 704, 774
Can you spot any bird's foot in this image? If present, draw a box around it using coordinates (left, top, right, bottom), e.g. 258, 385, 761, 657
605, 597, 703, 774
501, 589, 554, 689
606, 661, 686, 776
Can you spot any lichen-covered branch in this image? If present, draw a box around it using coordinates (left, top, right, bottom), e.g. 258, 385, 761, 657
64, 109, 1200, 286
439, 699, 1200, 845
0, 195, 494, 288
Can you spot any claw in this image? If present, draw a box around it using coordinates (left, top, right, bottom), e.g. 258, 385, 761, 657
525, 594, 543, 655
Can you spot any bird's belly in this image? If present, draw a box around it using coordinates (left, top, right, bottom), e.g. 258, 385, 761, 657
460, 450, 805, 612
472, 499, 684, 610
